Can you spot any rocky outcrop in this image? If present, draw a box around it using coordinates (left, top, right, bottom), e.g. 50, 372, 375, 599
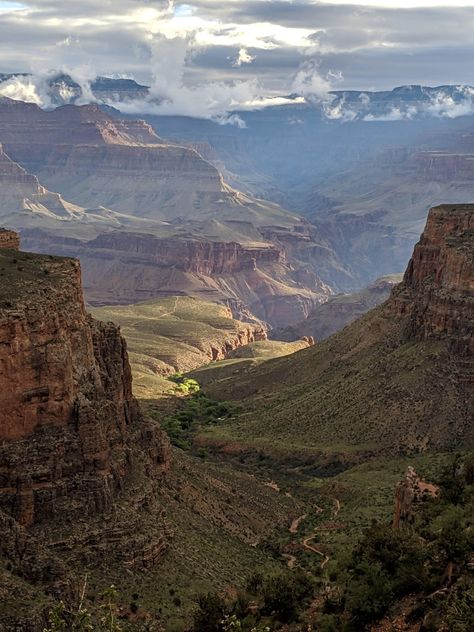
0, 227, 19, 250
392, 204, 474, 381
209, 323, 267, 362
0, 238, 169, 527
86, 232, 282, 275
393, 466, 438, 529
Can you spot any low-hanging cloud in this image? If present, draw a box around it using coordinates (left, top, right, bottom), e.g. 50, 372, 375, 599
0, 66, 97, 108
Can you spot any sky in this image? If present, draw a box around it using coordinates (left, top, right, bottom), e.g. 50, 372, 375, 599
1, 0, 474, 116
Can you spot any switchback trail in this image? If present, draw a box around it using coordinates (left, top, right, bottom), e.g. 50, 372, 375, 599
284, 497, 343, 570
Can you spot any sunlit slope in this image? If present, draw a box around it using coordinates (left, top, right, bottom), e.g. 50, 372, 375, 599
202, 205, 474, 457
189, 338, 312, 386
90, 296, 265, 398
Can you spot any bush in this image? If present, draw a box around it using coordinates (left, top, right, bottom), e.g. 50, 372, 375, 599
161, 393, 239, 449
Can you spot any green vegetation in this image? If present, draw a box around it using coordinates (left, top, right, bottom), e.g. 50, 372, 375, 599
90, 296, 263, 399
185, 453, 474, 631
309, 453, 474, 631
192, 569, 314, 631
167, 373, 201, 394
151, 392, 240, 450
44, 580, 123, 632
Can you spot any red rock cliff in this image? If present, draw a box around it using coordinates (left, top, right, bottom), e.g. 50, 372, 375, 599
391, 204, 474, 372
0, 239, 169, 526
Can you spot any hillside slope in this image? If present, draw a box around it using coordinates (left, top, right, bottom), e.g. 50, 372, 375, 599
203, 204, 473, 457
90, 297, 267, 397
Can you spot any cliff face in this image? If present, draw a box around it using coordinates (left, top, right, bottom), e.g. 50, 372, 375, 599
0, 227, 20, 250
88, 232, 282, 275
392, 204, 474, 378
22, 229, 326, 327
0, 239, 169, 527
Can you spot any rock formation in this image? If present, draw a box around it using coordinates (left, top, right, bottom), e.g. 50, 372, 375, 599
0, 226, 20, 250
393, 466, 438, 529
391, 204, 474, 382
22, 229, 327, 326
0, 97, 337, 325
0, 234, 169, 528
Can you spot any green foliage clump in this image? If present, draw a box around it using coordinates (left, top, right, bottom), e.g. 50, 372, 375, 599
161, 392, 239, 450
167, 372, 201, 394
312, 453, 474, 631
192, 570, 313, 631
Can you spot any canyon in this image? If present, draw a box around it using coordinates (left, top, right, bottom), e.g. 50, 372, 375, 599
203, 204, 474, 456
0, 230, 299, 630
0, 98, 341, 326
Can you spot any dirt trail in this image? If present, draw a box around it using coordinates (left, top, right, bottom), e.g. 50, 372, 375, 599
289, 514, 307, 534
303, 534, 330, 568
160, 296, 180, 318
284, 497, 343, 570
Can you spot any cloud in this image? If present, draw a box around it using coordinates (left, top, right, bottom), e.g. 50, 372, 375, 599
291, 58, 342, 100
1, 1, 474, 120
425, 86, 474, 118
0, 66, 97, 107
231, 48, 256, 67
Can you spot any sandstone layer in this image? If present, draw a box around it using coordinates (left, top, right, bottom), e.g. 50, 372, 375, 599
0, 226, 19, 250
0, 98, 338, 324
22, 229, 328, 326
0, 239, 169, 528
391, 204, 474, 382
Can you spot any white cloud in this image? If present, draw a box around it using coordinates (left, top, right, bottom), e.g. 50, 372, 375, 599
0, 66, 97, 107
291, 59, 341, 100
231, 48, 256, 67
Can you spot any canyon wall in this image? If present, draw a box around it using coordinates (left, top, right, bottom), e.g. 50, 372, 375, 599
0, 237, 169, 527
392, 204, 474, 381
21, 229, 325, 326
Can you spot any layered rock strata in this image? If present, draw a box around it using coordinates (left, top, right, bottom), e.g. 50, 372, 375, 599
391, 204, 474, 381
0, 237, 169, 528
22, 229, 326, 326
